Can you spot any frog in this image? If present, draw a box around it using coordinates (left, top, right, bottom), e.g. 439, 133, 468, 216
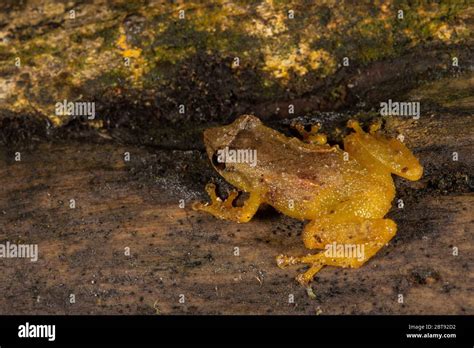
193, 114, 423, 285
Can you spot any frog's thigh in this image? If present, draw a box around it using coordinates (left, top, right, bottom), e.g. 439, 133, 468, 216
303, 215, 397, 267
302, 192, 392, 250
332, 188, 393, 219
192, 183, 263, 223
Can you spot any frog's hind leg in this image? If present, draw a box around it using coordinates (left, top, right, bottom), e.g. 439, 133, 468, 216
276, 215, 397, 285
192, 183, 262, 223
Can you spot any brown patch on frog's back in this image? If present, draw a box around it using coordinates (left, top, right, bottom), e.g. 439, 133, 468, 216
224, 117, 351, 211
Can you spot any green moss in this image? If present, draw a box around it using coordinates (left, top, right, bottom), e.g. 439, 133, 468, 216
109, 0, 146, 13
21, 42, 57, 58
97, 69, 129, 87
81, 24, 120, 50
96, 25, 121, 48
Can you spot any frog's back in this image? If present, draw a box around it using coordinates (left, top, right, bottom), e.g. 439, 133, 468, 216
228, 120, 364, 219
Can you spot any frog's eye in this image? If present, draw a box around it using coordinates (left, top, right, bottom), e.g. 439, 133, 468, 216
212, 150, 226, 171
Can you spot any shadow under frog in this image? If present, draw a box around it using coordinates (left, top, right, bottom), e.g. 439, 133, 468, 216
193, 115, 423, 285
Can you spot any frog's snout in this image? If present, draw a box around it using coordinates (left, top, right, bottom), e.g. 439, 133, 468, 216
203, 126, 225, 153
400, 162, 423, 181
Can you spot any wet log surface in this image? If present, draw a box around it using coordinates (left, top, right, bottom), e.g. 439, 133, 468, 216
0, 109, 472, 315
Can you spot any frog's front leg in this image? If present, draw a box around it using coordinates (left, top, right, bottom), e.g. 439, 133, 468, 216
276, 214, 396, 285
192, 183, 263, 223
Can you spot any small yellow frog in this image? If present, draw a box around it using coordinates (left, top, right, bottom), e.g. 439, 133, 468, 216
193, 115, 423, 285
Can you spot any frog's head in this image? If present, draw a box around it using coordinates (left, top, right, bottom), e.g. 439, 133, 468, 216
202, 115, 262, 182
345, 120, 423, 181
376, 136, 423, 181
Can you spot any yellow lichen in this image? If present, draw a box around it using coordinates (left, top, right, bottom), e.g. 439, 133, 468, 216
116, 26, 146, 86
263, 41, 336, 81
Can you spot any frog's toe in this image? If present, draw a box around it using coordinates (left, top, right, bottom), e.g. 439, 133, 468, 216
276, 254, 298, 268
296, 263, 324, 286
347, 119, 364, 133
369, 119, 383, 134
204, 183, 219, 203
192, 183, 222, 213
191, 201, 205, 211
223, 190, 239, 208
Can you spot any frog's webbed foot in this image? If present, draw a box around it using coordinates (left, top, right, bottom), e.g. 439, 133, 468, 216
291, 122, 327, 145
277, 215, 397, 286
192, 183, 262, 223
